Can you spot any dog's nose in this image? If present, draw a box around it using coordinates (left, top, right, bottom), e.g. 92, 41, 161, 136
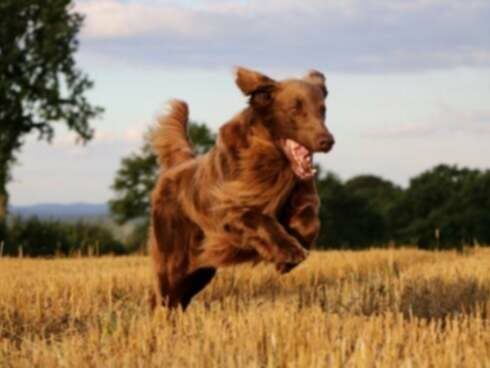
317, 133, 335, 152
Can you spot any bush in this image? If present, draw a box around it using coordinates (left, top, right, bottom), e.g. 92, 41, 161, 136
3, 216, 127, 257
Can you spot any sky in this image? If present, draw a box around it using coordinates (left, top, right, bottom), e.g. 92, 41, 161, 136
10, 0, 490, 205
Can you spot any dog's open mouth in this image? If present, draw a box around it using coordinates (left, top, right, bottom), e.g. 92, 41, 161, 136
279, 139, 316, 180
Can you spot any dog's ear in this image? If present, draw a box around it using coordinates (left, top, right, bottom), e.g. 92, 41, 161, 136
235, 67, 277, 94
235, 67, 278, 109
304, 70, 327, 98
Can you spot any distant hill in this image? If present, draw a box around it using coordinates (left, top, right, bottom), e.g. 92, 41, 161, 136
9, 203, 109, 220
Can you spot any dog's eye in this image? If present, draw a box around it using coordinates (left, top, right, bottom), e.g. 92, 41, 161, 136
319, 105, 326, 118
291, 99, 303, 113
323, 88, 329, 98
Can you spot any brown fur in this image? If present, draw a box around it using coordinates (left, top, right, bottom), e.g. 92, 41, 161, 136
149, 67, 334, 310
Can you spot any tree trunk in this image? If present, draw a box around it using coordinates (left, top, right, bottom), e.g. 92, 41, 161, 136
0, 159, 8, 243
0, 194, 6, 221
0, 161, 8, 223
0, 129, 23, 243
0, 138, 15, 224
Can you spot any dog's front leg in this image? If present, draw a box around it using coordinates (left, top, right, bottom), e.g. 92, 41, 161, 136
225, 208, 308, 265
277, 180, 320, 273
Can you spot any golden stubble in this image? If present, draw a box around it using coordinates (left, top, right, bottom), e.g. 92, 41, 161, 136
0, 248, 489, 368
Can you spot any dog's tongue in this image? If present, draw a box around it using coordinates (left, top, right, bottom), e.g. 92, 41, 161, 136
281, 139, 316, 180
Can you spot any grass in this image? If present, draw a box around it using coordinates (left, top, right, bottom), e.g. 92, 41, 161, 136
1, 248, 489, 367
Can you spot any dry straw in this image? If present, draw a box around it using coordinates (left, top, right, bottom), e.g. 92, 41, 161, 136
0, 248, 489, 367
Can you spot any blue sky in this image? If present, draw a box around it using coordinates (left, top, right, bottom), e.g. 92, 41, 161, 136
10, 0, 490, 205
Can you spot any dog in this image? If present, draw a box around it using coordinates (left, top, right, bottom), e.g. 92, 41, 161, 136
149, 67, 334, 309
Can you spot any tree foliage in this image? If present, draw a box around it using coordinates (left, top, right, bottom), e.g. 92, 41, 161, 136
109, 139, 158, 225
316, 164, 490, 249
344, 175, 403, 242
316, 172, 386, 248
391, 165, 490, 248
0, 0, 103, 221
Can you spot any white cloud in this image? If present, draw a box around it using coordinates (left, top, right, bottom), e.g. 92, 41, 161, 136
75, 0, 490, 72
77, 0, 359, 38
77, 0, 205, 38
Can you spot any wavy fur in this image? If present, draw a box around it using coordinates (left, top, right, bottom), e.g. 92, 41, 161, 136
150, 68, 331, 310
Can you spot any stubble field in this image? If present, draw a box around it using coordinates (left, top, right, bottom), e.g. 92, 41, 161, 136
1, 248, 489, 367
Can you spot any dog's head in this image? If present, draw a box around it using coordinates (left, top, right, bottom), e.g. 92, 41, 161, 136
235, 67, 335, 180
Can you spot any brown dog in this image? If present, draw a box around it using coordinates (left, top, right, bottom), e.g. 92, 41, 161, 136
149, 67, 334, 309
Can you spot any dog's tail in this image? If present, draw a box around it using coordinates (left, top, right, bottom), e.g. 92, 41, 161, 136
152, 100, 194, 169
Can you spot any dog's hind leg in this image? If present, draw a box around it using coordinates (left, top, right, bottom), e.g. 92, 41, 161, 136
175, 267, 216, 310
152, 267, 216, 310
153, 270, 175, 308
150, 193, 191, 309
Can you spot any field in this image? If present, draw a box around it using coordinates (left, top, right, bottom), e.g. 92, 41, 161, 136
1, 248, 489, 367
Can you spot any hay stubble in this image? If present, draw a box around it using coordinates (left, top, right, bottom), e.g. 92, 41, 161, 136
1, 249, 489, 367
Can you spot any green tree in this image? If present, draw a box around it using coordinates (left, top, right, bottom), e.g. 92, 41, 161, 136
109, 137, 158, 225
316, 172, 385, 249
345, 175, 402, 216
0, 0, 103, 224
457, 170, 490, 244
345, 175, 402, 241
109, 123, 215, 245
391, 164, 487, 248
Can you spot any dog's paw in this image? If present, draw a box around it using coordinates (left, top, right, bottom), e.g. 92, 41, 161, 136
284, 245, 308, 264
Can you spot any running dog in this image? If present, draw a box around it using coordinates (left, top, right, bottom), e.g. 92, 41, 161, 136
150, 67, 335, 309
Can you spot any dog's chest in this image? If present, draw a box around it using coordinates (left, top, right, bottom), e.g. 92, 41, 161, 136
234, 141, 296, 211
240, 161, 297, 215
262, 175, 297, 215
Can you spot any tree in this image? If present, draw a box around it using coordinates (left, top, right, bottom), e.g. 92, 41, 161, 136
0, 1, 103, 223
345, 175, 402, 241
391, 164, 488, 248
109, 123, 215, 245
109, 137, 158, 225
316, 172, 385, 249
457, 170, 490, 244
345, 175, 402, 216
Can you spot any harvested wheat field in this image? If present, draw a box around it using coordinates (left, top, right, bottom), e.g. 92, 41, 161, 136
1, 248, 489, 368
